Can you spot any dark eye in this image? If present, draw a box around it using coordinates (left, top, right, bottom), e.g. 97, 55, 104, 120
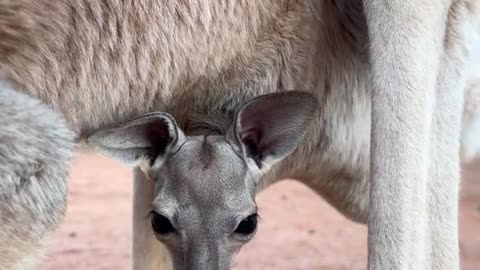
234, 214, 258, 235
151, 211, 175, 235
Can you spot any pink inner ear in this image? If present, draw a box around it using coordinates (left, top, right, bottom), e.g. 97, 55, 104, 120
145, 120, 171, 144
241, 128, 261, 146
240, 127, 265, 162
150, 124, 168, 137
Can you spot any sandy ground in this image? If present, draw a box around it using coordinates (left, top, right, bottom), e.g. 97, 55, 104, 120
39, 150, 480, 270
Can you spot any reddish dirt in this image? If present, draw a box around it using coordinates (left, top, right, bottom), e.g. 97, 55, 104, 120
40, 150, 480, 270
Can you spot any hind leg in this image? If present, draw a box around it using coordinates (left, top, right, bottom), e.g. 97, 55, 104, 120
0, 81, 74, 269
363, 0, 476, 269
461, 78, 480, 162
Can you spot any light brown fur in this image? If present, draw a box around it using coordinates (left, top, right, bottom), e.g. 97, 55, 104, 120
0, 0, 374, 221
1, 0, 303, 134
1, 0, 480, 269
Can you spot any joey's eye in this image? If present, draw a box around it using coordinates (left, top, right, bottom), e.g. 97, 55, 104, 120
234, 214, 258, 235
151, 211, 175, 235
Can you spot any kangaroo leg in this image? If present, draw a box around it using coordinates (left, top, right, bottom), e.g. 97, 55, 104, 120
132, 168, 172, 270
460, 7, 480, 163
0, 81, 74, 269
461, 77, 480, 162
363, 0, 471, 269
426, 3, 480, 269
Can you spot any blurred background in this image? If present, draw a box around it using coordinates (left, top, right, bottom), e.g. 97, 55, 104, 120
39, 148, 480, 270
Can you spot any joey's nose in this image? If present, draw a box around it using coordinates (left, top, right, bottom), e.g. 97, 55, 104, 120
180, 240, 233, 270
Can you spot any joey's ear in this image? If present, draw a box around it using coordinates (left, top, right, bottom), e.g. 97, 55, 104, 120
87, 112, 185, 166
228, 91, 318, 169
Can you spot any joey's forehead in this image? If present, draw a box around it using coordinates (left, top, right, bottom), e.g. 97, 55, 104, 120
159, 136, 249, 191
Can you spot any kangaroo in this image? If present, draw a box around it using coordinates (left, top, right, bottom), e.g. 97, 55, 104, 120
1, 0, 480, 270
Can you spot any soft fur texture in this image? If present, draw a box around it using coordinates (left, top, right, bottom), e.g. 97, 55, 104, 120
0, 81, 74, 270
1, 0, 480, 269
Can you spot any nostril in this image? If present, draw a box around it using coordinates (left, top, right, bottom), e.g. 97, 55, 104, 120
151, 211, 176, 234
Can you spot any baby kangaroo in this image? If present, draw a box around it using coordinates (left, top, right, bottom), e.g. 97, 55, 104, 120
88, 91, 319, 270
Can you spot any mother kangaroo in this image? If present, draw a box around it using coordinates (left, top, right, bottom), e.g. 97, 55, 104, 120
1, 0, 480, 270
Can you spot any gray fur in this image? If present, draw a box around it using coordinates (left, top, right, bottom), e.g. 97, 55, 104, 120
0, 81, 74, 270
88, 91, 318, 270
1, 0, 480, 269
